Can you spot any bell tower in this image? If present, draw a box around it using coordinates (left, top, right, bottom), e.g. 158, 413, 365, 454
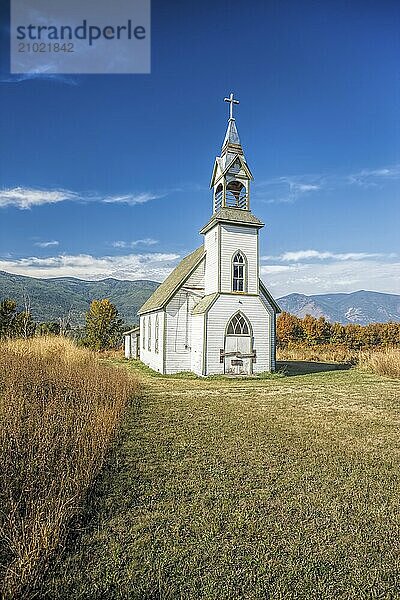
200, 93, 264, 296
210, 93, 254, 213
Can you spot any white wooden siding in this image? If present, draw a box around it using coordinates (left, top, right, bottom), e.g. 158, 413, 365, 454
205, 294, 272, 374
220, 225, 258, 294
260, 288, 277, 370
140, 311, 164, 373
204, 226, 219, 294
190, 314, 204, 375
124, 335, 131, 358
163, 261, 205, 374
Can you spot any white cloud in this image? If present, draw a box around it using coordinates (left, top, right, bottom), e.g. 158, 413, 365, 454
261, 250, 395, 262
261, 259, 400, 297
254, 175, 322, 204
260, 248, 400, 296
102, 193, 163, 206
0, 187, 77, 209
0, 73, 78, 85
34, 240, 59, 248
112, 238, 158, 248
254, 162, 400, 204
0, 252, 180, 282
348, 164, 400, 187
0, 187, 164, 210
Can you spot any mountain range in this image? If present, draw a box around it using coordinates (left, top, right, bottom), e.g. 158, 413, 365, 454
0, 270, 399, 326
0, 271, 158, 326
277, 291, 400, 325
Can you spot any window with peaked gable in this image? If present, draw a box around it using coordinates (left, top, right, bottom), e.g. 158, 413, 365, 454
148, 316, 151, 351
226, 312, 250, 335
155, 314, 159, 353
232, 251, 246, 292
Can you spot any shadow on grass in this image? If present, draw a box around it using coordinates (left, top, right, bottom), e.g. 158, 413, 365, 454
277, 360, 352, 376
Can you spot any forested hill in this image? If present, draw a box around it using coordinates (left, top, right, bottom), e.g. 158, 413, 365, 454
0, 271, 159, 326
2, 270, 399, 326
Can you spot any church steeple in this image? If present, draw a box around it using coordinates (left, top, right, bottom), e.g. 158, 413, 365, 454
210, 93, 254, 213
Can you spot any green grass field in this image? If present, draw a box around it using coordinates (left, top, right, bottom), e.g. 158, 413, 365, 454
44, 361, 400, 599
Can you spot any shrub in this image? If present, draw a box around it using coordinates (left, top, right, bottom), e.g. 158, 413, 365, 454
358, 348, 400, 378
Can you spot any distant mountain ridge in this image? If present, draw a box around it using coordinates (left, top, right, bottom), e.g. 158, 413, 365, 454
1, 270, 399, 326
0, 270, 159, 326
277, 290, 400, 325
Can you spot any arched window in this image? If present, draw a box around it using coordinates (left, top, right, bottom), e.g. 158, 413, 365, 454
226, 312, 250, 336
232, 251, 246, 292
148, 316, 151, 351
142, 317, 146, 349
155, 314, 159, 353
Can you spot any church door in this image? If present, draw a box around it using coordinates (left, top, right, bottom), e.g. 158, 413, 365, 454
224, 312, 253, 375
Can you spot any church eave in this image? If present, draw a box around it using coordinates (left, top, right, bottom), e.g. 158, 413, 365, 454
259, 279, 282, 314
191, 292, 219, 315
138, 246, 205, 315
200, 208, 264, 235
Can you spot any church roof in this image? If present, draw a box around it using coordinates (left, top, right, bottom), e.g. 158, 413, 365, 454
200, 207, 264, 235
123, 326, 140, 335
259, 280, 282, 314
138, 245, 205, 315
192, 293, 219, 315
192, 283, 280, 316
222, 118, 241, 147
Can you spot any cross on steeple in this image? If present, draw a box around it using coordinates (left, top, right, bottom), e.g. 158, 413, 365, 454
224, 92, 239, 120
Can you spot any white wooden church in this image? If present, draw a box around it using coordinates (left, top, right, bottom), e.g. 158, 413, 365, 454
128, 94, 280, 376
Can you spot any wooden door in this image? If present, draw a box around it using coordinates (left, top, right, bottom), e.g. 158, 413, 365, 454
224, 335, 252, 375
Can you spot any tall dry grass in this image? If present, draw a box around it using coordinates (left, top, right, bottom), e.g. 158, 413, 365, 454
358, 347, 400, 378
277, 344, 358, 364
277, 344, 400, 378
0, 336, 139, 600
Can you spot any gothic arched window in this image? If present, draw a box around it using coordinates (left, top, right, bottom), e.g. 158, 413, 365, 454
226, 312, 250, 336
155, 314, 159, 353
232, 251, 246, 292
148, 316, 151, 351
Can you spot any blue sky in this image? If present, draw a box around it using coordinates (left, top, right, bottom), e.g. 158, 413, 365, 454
0, 0, 399, 296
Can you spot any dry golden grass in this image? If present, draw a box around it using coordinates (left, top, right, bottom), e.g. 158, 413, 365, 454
277, 344, 358, 364
358, 348, 400, 378
44, 360, 400, 599
278, 345, 400, 379
0, 336, 139, 600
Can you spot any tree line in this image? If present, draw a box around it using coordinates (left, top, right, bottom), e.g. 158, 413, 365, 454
0, 297, 124, 350
277, 312, 400, 349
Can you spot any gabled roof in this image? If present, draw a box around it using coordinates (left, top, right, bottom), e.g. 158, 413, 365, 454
259, 280, 282, 314
200, 207, 264, 235
138, 246, 205, 315
192, 285, 280, 316
210, 153, 254, 188
192, 292, 219, 315
123, 326, 140, 335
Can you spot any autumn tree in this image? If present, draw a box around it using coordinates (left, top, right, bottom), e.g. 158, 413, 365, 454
276, 312, 304, 347
0, 298, 35, 339
83, 299, 123, 350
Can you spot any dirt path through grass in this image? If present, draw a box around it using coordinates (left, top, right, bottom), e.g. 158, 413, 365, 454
45, 364, 400, 600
